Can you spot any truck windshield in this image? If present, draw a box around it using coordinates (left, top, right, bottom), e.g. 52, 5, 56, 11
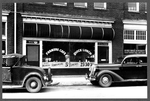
2, 57, 19, 67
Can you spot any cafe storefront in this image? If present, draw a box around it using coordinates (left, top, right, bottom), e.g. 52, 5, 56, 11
22, 15, 115, 74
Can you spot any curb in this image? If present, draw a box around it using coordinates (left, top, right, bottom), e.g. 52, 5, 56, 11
51, 75, 91, 86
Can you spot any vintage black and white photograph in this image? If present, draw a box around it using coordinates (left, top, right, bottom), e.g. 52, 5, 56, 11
2, 1, 147, 99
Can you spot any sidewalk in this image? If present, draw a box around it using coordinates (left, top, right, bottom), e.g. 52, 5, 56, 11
51, 75, 91, 86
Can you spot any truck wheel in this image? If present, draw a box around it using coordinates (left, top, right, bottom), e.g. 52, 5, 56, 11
25, 77, 42, 93
90, 80, 99, 86
98, 74, 112, 87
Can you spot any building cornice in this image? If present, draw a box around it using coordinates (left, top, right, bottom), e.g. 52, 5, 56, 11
21, 12, 115, 24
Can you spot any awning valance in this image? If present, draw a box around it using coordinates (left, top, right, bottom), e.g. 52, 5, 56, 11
24, 24, 115, 40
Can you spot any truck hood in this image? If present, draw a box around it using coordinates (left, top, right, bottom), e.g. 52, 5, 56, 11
21, 65, 46, 73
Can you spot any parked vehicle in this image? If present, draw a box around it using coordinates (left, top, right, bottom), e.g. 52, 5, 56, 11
2, 53, 53, 93
86, 54, 147, 87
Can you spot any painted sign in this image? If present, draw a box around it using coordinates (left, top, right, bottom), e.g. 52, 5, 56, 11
73, 49, 92, 56
124, 49, 146, 54
46, 48, 66, 55
42, 62, 93, 68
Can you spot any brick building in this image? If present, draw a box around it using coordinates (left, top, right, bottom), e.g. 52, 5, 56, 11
2, 2, 147, 75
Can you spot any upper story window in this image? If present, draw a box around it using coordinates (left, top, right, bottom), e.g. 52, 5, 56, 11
124, 30, 147, 41
74, 2, 87, 8
128, 2, 139, 12
94, 2, 107, 10
53, 2, 67, 6
33, 2, 45, 4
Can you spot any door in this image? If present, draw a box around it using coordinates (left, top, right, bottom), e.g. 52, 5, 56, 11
98, 46, 109, 63
120, 57, 140, 79
26, 45, 40, 66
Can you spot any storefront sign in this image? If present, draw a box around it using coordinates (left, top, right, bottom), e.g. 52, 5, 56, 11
46, 48, 66, 55
124, 49, 146, 54
42, 62, 93, 68
73, 49, 92, 56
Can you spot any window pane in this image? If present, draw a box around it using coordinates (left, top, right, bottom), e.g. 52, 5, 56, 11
124, 30, 134, 40
136, 31, 146, 40
42, 41, 95, 68
24, 23, 36, 37
2, 41, 5, 55
2, 22, 5, 35
94, 2, 106, 9
128, 2, 139, 12
74, 2, 87, 8
53, 2, 67, 6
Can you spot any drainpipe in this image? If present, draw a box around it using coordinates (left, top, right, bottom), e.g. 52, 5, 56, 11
14, 3, 17, 53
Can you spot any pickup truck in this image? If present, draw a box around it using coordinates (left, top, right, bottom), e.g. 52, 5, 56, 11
2, 53, 53, 93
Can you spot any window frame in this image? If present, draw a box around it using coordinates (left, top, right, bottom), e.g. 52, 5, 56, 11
128, 2, 139, 12
94, 2, 107, 10
74, 2, 88, 8
53, 2, 67, 6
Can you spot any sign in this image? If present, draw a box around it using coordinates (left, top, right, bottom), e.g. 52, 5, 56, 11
46, 48, 66, 55
73, 49, 92, 56
42, 62, 94, 68
124, 49, 146, 54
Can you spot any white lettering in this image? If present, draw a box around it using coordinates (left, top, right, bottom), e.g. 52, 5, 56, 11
73, 49, 92, 56
46, 48, 66, 55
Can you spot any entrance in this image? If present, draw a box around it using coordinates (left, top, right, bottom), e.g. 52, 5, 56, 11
26, 45, 40, 66
98, 43, 109, 63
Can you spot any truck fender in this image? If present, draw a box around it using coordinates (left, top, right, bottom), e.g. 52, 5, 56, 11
96, 70, 124, 82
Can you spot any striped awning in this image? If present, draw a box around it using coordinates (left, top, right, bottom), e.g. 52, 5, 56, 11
50, 25, 115, 40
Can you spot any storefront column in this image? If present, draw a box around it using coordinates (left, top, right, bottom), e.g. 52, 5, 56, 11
40, 41, 43, 67
22, 39, 26, 55
95, 42, 98, 64
108, 41, 112, 63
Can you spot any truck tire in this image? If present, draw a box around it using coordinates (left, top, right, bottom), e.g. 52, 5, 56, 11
25, 77, 42, 93
98, 74, 112, 87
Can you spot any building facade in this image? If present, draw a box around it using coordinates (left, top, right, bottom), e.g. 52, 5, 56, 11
2, 2, 147, 75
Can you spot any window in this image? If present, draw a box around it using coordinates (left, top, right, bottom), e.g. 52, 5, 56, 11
124, 44, 146, 55
53, 2, 67, 6
42, 42, 94, 68
145, 3, 147, 13
2, 41, 6, 55
136, 31, 146, 40
94, 2, 106, 10
128, 2, 139, 12
74, 2, 87, 8
2, 22, 5, 36
124, 30, 147, 40
124, 57, 138, 64
32, 2, 45, 4
124, 30, 134, 40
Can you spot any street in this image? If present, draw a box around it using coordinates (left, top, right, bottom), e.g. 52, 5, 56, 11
2, 76, 147, 99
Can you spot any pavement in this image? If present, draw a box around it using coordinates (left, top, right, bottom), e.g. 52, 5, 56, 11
51, 75, 91, 86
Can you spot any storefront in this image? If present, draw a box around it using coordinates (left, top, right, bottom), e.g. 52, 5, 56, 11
123, 20, 147, 55
22, 15, 115, 74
